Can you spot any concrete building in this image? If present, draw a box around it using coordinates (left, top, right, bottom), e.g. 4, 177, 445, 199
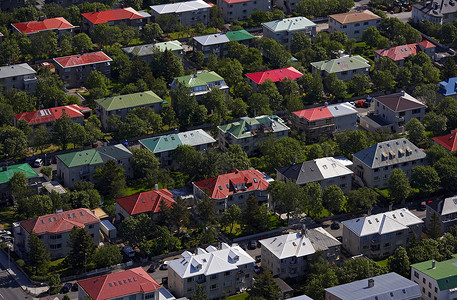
0, 63, 37, 92
193, 169, 271, 214
14, 208, 100, 259
218, 115, 289, 155
352, 138, 427, 189
217, 0, 270, 22
326, 272, 421, 300
438, 77, 457, 99
342, 208, 423, 259
95, 91, 164, 130
432, 129, 457, 152
0, 163, 39, 205
262, 17, 317, 48
411, 254, 457, 300
122, 41, 183, 63
426, 195, 457, 234
374, 40, 436, 66
245, 67, 303, 90
11, 17, 75, 38
276, 156, 353, 194
328, 10, 381, 41
260, 227, 341, 279
412, 0, 457, 24
56, 144, 133, 188
192, 30, 254, 58
53, 51, 112, 88
167, 243, 255, 299
82, 7, 148, 32
170, 71, 229, 101
311, 55, 371, 82
150, 0, 211, 27
139, 129, 216, 168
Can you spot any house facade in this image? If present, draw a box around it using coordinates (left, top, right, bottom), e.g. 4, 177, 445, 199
342, 208, 423, 259
352, 138, 427, 189
150, 0, 211, 27
13, 208, 101, 259
167, 244, 255, 299
245, 67, 303, 90
262, 17, 317, 48
0, 63, 37, 92
122, 40, 183, 64
192, 31, 254, 58
432, 129, 457, 152
426, 195, 457, 234
82, 7, 148, 32
328, 10, 381, 41
171, 71, 229, 101
218, 0, 270, 22
311, 55, 371, 82
53, 51, 112, 88
12, 17, 75, 38
374, 40, 436, 66
0, 163, 39, 205
412, 0, 457, 24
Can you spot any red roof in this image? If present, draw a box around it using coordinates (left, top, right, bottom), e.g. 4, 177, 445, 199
14, 104, 90, 125
78, 267, 160, 300
245, 67, 304, 85
54, 51, 112, 68
223, 0, 251, 3
375, 40, 435, 61
293, 106, 333, 121
194, 169, 269, 199
20, 208, 100, 235
0, 32, 3, 37
433, 130, 457, 151
418, 40, 435, 48
115, 189, 175, 216
207, 2, 215, 6
12, 17, 74, 34
82, 7, 144, 25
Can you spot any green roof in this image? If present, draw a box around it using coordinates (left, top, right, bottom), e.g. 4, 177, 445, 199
311, 55, 370, 73
140, 133, 182, 153
174, 71, 224, 88
95, 91, 163, 111
154, 40, 183, 52
57, 145, 132, 168
262, 17, 316, 32
226, 30, 255, 42
411, 254, 457, 290
0, 163, 39, 184
218, 115, 289, 139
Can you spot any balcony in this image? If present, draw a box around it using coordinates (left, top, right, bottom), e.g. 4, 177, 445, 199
395, 116, 404, 122
23, 76, 37, 83
196, 277, 206, 284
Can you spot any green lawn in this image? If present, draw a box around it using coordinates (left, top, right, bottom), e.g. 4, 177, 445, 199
375, 258, 389, 268
222, 213, 286, 239
228, 293, 249, 300
168, 27, 217, 39
125, 180, 164, 196
0, 206, 19, 229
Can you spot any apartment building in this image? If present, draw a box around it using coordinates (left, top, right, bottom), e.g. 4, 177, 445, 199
432, 129, 457, 152
0, 163, 39, 205
13, 208, 101, 259
193, 30, 255, 58
122, 40, 183, 63
374, 40, 436, 66
217, 0, 270, 22
426, 195, 457, 235
0, 63, 37, 92
412, 0, 457, 24
193, 169, 271, 214
328, 10, 381, 41
262, 17, 317, 48
245, 67, 303, 90
82, 7, 148, 32
12, 17, 75, 38
171, 71, 229, 101
342, 208, 423, 259
167, 244, 255, 299
151, 0, 211, 27
311, 55, 371, 82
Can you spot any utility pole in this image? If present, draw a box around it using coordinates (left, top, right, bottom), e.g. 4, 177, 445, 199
84, 252, 87, 274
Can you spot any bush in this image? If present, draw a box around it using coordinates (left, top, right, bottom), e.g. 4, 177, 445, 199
16, 259, 25, 268
40, 166, 52, 178
30, 275, 49, 282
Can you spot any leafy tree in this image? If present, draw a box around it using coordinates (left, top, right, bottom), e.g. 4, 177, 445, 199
304, 182, 324, 219
26, 232, 50, 276
10, 172, 29, 203
174, 145, 204, 179
424, 111, 447, 136
336, 258, 388, 284
388, 169, 411, 204
197, 197, 216, 226
204, 88, 228, 118
347, 187, 378, 212
91, 23, 122, 46
221, 204, 242, 233
156, 15, 182, 33
372, 70, 395, 92
307, 144, 324, 160
0, 103, 14, 127
396, 67, 412, 88
71, 123, 88, 148
405, 118, 428, 148
323, 185, 345, 215
442, 57, 457, 79
209, 6, 224, 30
258, 79, 283, 111
269, 181, 307, 224
249, 268, 281, 300
92, 244, 123, 268
93, 160, 127, 200
259, 137, 306, 173
362, 26, 388, 48
228, 97, 248, 117
434, 156, 457, 193
242, 195, 270, 234
261, 38, 291, 68
119, 214, 154, 245
218, 144, 250, 173
51, 112, 74, 150
14, 6, 39, 22
290, 31, 312, 53
411, 166, 441, 195
426, 144, 449, 166
41, 166, 52, 179
0, 125, 28, 157
335, 130, 368, 158
297, 72, 323, 103
167, 197, 190, 233
29, 31, 57, 59
302, 252, 339, 300
191, 285, 207, 300
124, 0, 143, 10
72, 33, 94, 53
131, 148, 160, 179
84, 115, 103, 142
4, 89, 36, 114
66, 227, 96, 272
436, 96, 457, 129
350, 73, 371, 96
247, 93, 272, 116
324, 73, 347, 99
86, 70, 109, 93
28, 195, 53, 217
428, 212, 442, 239
387, 246, 410, 278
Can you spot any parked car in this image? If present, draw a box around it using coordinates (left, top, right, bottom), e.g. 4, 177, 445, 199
147, 263, 159, 273
249, 240, 257, 249
61, 282, 72, 293
1, 236, 13, 243
32, 158, 43, 168
331, 221, 340, 230
71, 282, 78, 291
160, 263, 168, 270
418, 201, 427, 211
122, 246, 135, 258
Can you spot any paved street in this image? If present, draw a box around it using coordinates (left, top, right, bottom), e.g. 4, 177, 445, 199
0, 265, 32, 300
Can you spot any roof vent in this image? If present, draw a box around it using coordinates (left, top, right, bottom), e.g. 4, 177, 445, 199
368, 278, 375, 288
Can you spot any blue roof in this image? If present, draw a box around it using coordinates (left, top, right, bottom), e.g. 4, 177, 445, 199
439, 77, 457, 96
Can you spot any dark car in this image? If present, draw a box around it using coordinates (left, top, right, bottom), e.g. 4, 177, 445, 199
71, 282, 78, 292
61, 282, 72, 293
331, 221, 340, 230
418, 201, 427, 211
147, 263, 159, 273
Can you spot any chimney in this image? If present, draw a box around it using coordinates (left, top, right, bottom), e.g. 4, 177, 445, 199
301, 224, 307, 236
389, 202, 393, 211
432, 260, 436, 269
155, 184, 159, 191
368, 279, 374, 288
401, 90, 405, 97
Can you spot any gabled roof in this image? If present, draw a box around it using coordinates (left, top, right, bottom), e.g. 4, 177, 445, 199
140, 129, 215, 154
12, 17, 74, 34
245, 67, 303, 85
115, 189, 176, 216
20, 208, 100, 235
193, 33, 230, 46
342, 208, 423, 237
411, 254, 457, 291
311, 55, 370, 73
433, 130, 457, 151
226, 30, 255, 41
327, 102, 358, 117
95, 91, 163, 111
82, 7, 144, 25
0, 163, 39, 184
122, 41, 183, 57
14, 104, 90, 125
0, 63, 35, 79
173, 71, 224, 88
57, 144, 133, 168
439, 77, 457, 96
375, 43, 418, 61
78, 267, 160, 300
375, 91, 425, 112
329, 9, 380, 24
428, 195, 457, 216
53, 51, 112, 68
218, 115, 289, 139
262, 17, 316, 32
293, 106, 333, 121
151, 0, 210, 14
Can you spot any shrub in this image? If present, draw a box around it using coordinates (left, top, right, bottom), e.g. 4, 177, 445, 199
16, 259, 25, 268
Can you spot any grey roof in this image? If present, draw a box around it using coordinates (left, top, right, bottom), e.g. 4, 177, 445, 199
325, 272, 421, 300
122, 41, 182, 57
288, 296, 314, 300
353, 138, 426, 169
151, 0, 210, 14
428, 195, 457, 216
327, 103, 358, 117
262, 17, 316, 32
307, 227, 342, 251
413, 0, 457, 18
0, 63, 36, 79
193, 33, 230, 46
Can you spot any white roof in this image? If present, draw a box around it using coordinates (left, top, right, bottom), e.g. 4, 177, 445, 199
193, 33, 230, 46
327, 102, 358, 117
167, 244, 255, 279
314, 157, 353, 179
440, 195, 457, 216
151, 0, 210, 14
178, 129, 216, 147
0, 63, 36, 79
343, 208, 423, 237
263, 17, 316, 32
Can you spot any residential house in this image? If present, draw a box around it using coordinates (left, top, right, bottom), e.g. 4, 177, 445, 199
150, 0, 211, 27
0, 63, 37, 92
53, 51, 112, 88
167, 243, 255, 299
353, 138, 427, 188
411, 255, 457, 300
82, 7, 149, 32
262, 17, 317, 48
245, 67, 303, 90
218, 115, 290, 155
260, 227, 341, 279
328, 10, 381, 41
13, 208, 101, 259
374, 40, 436, 66
225, 30, 255, 46
0, 163, 39, 205
193, 169, 271, 214
373, 91, 426, 133
412, 0, 457, 24
115, 188, 176, 222
40, 181, 67, 196
217, 0, 270, 22
432, 129, 457, 152
56, 144, 133, 188
77, 267, 175, 300
276, 156, 353, 194
12, 17, 75, 38
0, 0, 25, 12
14, 104, 91, 130
326, 272, 421, 300
342, 208, 423, 258
426, 195, 457, 234
170, 71, 229, 101
139, 129, 216, 168
122, 40, 183, 63
192, 30, 254, 58
438, 76, 457, 99
311, 55, 371, 82
95, 91, 164, 130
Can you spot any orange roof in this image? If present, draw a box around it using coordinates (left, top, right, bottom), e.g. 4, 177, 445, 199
12, 17, 74, 34
293, 106, 333, 121
14, 104, 90, 125
329, 10, 380, 24
115, 189, 175, 216
82, 7, 144, 25
417, 40, 435, 48
375, 43, 418, 61
433, 130, 457, 151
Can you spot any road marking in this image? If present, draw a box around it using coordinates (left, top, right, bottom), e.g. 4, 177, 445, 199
0, 292, 4, 298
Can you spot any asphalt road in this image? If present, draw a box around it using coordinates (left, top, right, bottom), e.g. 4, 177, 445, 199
0, 267, 31, 300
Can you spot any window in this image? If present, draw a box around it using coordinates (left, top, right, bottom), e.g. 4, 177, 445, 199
414, 271, 419, 278
50, 234, 62, 240
129, 295, 136, 300
423, 278, 426, 284
355, 23, 360, 27
50, 244, 62, 249
145, 293, 155, 299
428, 292, 431, 297
435, 287, 438, 293
364, 22, 369, 25
354, 30, 360, 34
225, 271, 231, 276
187, 278, 193, 283
422, 287, 425, 293
88, 225, 94, 229
210, 274, 217, 280
210, 284, 217, 290
429, 282, 431, 288
224, 281, 232, 287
